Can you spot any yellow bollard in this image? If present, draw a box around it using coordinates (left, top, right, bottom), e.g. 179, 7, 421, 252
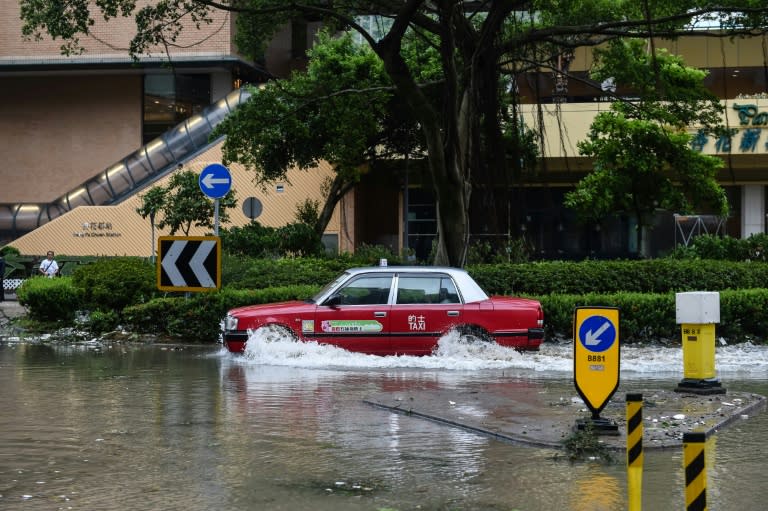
683, 432, 707, 511
626, 393, 643, 511
675, 292, 725, 395
681, 323, 716, 380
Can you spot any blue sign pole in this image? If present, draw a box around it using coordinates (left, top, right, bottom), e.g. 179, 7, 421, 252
199, 163, 232, 236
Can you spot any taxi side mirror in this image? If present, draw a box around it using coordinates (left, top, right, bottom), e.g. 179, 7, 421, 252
325, 294, 342, 308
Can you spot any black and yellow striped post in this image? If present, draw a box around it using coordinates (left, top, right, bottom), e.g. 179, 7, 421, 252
626, 393, 643, 511
683, 432, 707, 511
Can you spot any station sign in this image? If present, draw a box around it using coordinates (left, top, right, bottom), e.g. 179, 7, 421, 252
573, 306, 620, 415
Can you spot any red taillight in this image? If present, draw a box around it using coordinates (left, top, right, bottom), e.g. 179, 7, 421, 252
537, 306, 544, 328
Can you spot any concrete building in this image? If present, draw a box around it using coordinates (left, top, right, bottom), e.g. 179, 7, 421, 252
1, 4, 766, 260
0, 2, 345, 257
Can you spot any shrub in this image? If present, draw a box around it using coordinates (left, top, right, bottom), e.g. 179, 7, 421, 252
277, 223, 325, 256
85, 310, 121, 334
670, 233, 768, 262
468, 259, 768, 295
0, 245, 21, 256
219, 222, 280, 257
538, 292, 677, 343
220, 221, 325, 258
71, 257, 156, 314
344, 243, 406, 266
226, 257, 348, 289
16, 276, 83, 321
122, 285, 320, 341
538, 288, 768, 344
467, 238, 531, 264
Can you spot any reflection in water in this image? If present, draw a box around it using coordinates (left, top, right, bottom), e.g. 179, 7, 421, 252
570, 471, 622, 511
0, 339, 766, 510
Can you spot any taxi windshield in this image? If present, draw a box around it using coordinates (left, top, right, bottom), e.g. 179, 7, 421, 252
309, 271, 350, 303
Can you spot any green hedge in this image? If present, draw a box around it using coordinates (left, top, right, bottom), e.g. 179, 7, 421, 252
71, 257, 157, 314
468, 259, 768, 295
539, 288, 768, 343
222, 256, 768, 295
16, 276, 83, 322
122, 285, 319, 341
14, 254, 768, 345
121, 285, 768, 345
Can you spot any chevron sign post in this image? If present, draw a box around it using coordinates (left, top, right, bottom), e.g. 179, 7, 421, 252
157, 236, 221, 292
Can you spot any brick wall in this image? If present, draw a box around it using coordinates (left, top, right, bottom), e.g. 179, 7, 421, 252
0, 0, 236, 61
0, 75, 142, 203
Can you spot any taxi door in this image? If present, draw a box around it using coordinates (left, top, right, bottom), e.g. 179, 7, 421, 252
388, 273, 462, 355
312, 274, 393, 354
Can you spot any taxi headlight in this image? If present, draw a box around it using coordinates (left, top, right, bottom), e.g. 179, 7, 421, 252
224, 314, 239, 331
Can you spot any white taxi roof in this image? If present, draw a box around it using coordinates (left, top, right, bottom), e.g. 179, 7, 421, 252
343, 266, 489, 303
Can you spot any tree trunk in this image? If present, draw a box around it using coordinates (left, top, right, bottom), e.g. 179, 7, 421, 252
376, 51, 470, 266
314, 173, 355, 237
371, 3, 515, 267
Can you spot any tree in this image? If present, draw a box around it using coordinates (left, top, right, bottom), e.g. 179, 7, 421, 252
21, 1, 768, 266
213, 31, 420, 238
565, 40, 729, 254
136, 170, 237, 236
136, 186, 167, 259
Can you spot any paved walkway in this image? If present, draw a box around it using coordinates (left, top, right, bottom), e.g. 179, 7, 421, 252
0, 295, 26, 332
365, 384, 767, 450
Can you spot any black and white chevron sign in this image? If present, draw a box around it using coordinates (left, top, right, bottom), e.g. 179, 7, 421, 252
157, 236, 221, 291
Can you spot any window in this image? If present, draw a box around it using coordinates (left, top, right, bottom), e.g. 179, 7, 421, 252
143, 74, 211, 144
396, 275, 460, 304
336, 275, 392, 305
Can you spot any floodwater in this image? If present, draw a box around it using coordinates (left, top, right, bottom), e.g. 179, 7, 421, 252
1, 333, 767, 511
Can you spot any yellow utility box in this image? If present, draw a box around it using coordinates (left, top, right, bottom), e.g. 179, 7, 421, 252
680, 323, 716, 379
675, 292, 725, 395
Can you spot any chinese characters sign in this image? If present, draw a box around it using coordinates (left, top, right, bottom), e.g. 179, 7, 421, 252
691, 103, 768, 154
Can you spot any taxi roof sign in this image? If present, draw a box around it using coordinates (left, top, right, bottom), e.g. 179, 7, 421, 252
573, 306, 620, 417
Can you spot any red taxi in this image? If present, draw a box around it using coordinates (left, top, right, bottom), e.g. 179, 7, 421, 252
221, 266, 544, 355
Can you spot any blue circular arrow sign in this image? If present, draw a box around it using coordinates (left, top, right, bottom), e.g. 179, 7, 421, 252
199, 163, 232, 199
578, 315, 617, 353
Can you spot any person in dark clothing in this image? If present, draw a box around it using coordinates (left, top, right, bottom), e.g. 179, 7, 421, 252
0, 254, 5, 301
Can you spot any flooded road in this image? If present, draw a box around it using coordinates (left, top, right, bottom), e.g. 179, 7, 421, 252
1, 336, 767, 510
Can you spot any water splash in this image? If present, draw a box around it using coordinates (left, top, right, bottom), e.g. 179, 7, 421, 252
234, 329, 768, 379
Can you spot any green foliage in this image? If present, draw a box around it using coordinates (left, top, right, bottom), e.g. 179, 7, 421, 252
219, 221, 324, 258
468, 259, 768, 296
566, 40, 728, 251
225, 257, 347, 290
344, 243, 407, 266
278, 223, 325, 256
669, 233, 768, 262
539, 288, 768, 344
539, 292, 677, 343
590, 40, 722, 128
221, 249, 405, 291
137, 170, 237, 236
135, 186, 167, 222
85, 310, 121, 335
294, 198, 320, 225
14, 253, 768, 344
16, 276, 82, 321
123, 285, 319, 341
215, 30, 401, 188
71, 257, 157, 314
0, 245, 21, 256
561, 424, 615, 463
219, 222, 281, 257
467, 238, 531, 264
